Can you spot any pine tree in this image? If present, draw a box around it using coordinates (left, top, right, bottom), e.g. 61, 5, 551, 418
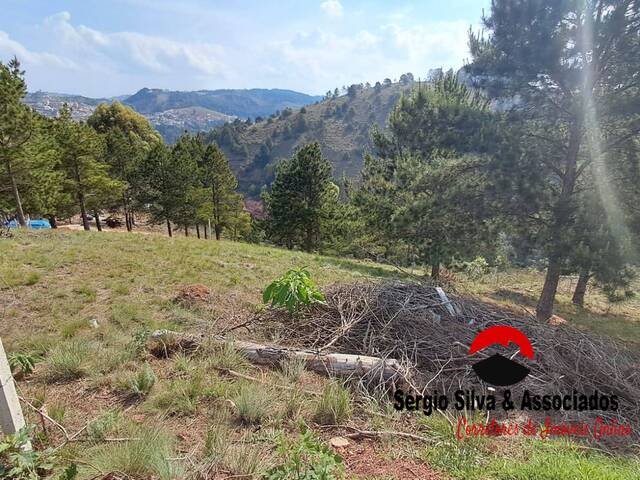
354, 72, 501, 277
55, 105, 123, 231
468, 0, 640, 320
265, 142, 334, 251
137, 140, 198, 236
200, 143, 240, 240
0, 57, 35, 226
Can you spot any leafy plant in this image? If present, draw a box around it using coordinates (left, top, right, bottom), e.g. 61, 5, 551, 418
0, 426, 55, 480
130, 327, 150, 355
263, 268, 325, 315
265, 427, 343, 480
464, 256, 490, 281
8, 352, 41, 376
127, 363, 156, 397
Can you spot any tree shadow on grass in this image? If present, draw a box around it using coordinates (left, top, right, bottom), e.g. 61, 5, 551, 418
491, 288, 537, 308
320, 256, 418, 281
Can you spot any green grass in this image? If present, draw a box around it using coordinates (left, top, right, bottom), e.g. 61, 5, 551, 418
2, 230, 639, 479
0, 230, 402, 351
460, 268, 640, 345
419, 415, 640, 480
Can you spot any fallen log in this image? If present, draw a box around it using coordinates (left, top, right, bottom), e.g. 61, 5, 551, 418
148, 330, 406, 383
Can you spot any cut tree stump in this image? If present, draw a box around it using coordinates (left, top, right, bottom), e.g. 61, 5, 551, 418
148, 330, 405, 383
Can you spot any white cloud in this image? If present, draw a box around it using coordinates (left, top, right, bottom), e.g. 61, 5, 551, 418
0, 31, 77, 70
43, 11, 227, 76
320, 0, 344, 18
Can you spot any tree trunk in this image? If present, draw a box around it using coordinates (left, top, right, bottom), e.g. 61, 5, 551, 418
431, 262, 440, 280
184, 225, 188, 237
148, 331, 404, 383
536, 254, 562, 320
48, 215, 57, 229
204, 223, 209, 239
166, 219, 172, 237
214, 224, 221, 240
7, 161, 26, 227
122, 196, 132, 232
94, 210, 102, 232
572, 270, 590, 307
78, 192, 90, 231
196, 224, 200, 239
536, 121, 582, 321
207, 219, 212, 240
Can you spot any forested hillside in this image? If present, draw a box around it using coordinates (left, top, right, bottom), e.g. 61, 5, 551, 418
206, 77, 417, 195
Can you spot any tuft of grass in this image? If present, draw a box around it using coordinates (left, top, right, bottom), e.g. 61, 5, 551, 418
280, 388, 306, 420
81, 425, 182, 480
47, 402, 66, 423
172, 352, 192, 376
223, 435, 267, 476
73, 284, 97, 302
0, 267, 40, 287
127, 363, 156, 398
59, 318, 88, 338
151, 375, 207, 416
86, 409, 121, 442
206, 340, 248, 371
313, 381, 352, 425
233, 382, 273, 425
279, 356, 306, 382
46, 339, 91, 381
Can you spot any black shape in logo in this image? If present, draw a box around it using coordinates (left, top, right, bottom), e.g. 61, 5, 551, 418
468, 326, 534, 386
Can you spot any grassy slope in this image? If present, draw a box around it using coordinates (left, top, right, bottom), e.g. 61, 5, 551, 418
1, 231, 638, 479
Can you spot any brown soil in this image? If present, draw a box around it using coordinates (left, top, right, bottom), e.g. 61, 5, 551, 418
337, 440, 445, 479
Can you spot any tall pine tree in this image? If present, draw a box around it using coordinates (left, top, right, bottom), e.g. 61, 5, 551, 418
468, 0, 640, 320
266, 142, 335, 251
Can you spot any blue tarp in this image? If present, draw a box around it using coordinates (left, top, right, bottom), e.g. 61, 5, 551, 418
5, 219, 51, 229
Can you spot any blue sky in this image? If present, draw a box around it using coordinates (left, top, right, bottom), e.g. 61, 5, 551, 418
1, 0, 490, 97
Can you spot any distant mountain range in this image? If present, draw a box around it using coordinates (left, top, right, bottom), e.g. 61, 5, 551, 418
24, 88, 323, 142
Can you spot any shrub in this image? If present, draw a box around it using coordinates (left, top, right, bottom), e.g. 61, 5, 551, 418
464, 256, 490, 280
127, 363, 156, 398
233, 382, 272, 425
266, 427, 343, 480
313, 382, 352, 425
47, 339, 90, 381
263, 268, 325, 315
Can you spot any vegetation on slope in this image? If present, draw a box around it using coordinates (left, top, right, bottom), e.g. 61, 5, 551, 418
1, 231, 639, 479
205, 77, 416, 194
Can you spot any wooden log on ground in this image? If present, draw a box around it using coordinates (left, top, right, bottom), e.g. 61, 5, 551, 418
148, 330, 405, 382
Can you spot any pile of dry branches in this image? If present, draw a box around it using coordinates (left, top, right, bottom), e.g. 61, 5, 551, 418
261, 282, 640, 436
